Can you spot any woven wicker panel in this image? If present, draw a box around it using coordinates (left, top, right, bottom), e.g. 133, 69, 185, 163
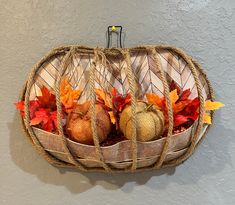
30, 49, 209, 101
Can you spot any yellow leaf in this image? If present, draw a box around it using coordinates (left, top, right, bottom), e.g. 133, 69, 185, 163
203, 113, 212, 124
169, 89, 179, 105
146, 93, 162, 109
204, 100, 224, 111
108, 111, 116, 124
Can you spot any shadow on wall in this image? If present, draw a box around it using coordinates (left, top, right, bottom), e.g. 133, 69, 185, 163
8, 111, 233, 194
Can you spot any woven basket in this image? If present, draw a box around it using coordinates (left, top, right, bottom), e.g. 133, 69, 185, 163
20, 45, 214, 173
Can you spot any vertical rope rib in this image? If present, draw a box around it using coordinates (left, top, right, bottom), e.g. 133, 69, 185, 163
150, 47, 174, 169
157, 45, 205, 165
122, 49, 138, 171
89, 48, 112, 172
24, 47, 72, 167
55, 47, 87, 171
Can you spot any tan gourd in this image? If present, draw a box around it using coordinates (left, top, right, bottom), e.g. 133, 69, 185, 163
120, 101, 164, 142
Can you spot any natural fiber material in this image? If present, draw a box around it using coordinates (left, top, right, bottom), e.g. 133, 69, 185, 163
20, 45, 214, 173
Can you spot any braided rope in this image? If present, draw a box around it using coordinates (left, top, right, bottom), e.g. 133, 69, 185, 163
191, 59, 215, 148
122, 49, 138, 171
150, 46, 174, 169
156, 45, 205, 165
88, 48, 112, 172
23, 46, 76, 167
55, 47, 87, 171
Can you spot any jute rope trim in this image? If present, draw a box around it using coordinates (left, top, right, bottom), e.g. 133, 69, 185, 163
122, 49, 138, 171
21, 44, 215, 173
160, 46, 205, 166
23, 48, 72, 167
89, 49, 112, 172
150, 47, 174, 169
55, 47, 87, 171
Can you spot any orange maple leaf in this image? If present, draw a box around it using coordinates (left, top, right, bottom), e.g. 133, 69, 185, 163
60, 78, 81, 113
146, 93, 162, 109
95, 89, 112, 109
147, 89, 187, 115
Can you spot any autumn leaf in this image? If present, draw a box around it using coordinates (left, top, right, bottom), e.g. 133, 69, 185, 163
146, 89, 183, 114
108, 111, 115, 124
203, 113, 212, 124
15, 100, 41, 118
29, 109, 61, 132
95, 88, 131, 127
169, 89, 179, 105
15, 86, 63, 133
111, 87, 118, 97
30, 108, 55, 132
174, 115, 189, 127
60, 78, 81, 113
96, 88, 131, 112
37, 86, 56, 110
202, 100, 224, 124
50, 111, 59, 129
170, 80, 181, 94
204, 100, 224, 111
30, 109, 49, 125
111, 88, 131, 112
146, 93, 162, 109
178, 89, 191, 101
173, 100, 191, 114
95, 89, 112, 109
146, 80, 224, 130
182, 98, 200, 115
146, 87, 200, 128
15, 101, 24, 111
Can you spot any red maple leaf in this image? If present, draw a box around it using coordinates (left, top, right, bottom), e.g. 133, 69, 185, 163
174, 98, 200, 127
50, 111, 59, 129
111, 88, 131, 112
14, 100, 40, 118
170, 80, 181, 95
15, 86, 62, 133
37, 86, 56, 110
147, 80, 201, 130
178, 89, 191, 102
174, 114, 189, 127
30, 109, 60, 132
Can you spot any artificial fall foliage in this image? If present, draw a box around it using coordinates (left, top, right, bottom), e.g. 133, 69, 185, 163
95, 88, 131, 127
15, 80, 224, 139
60, 78, 81, 113
146, 81, 224, 130
15, 86, 61, 132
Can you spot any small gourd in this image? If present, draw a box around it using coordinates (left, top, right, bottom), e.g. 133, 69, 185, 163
67, 102, 111, 145
119, 101, 164, 142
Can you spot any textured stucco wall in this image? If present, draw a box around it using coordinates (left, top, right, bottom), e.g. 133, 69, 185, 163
0, 0, 235, 204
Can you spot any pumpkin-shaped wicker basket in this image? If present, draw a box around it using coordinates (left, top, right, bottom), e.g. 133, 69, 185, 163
20, 45, 214, 173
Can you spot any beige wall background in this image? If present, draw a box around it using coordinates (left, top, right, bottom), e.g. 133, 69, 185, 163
0, 0, 235, 204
